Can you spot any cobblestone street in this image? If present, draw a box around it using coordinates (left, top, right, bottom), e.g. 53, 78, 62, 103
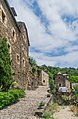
0, 86, 49, 119
54, 106, 78, 119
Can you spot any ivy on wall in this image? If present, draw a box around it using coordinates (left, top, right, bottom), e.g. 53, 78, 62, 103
0, 38, 13, 91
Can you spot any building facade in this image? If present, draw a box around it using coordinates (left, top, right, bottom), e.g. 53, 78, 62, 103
55, 72, 71, 92
0, 0, 30, 89
28, 65, 39, 90
39, 70, 49, 86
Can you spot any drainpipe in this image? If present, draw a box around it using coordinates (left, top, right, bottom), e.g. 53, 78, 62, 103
19, 32, 22, 88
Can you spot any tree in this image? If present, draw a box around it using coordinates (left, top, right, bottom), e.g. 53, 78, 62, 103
49, 79, 55, 92
0, 38, 13, 91
29, 56, 37, 67
69, 76, 78, 83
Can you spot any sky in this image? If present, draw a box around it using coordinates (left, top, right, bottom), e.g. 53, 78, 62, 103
8, 0, 78, 68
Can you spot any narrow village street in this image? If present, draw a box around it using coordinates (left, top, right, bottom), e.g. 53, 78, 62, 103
0, 1, 78, 119
0, 86, 49, 119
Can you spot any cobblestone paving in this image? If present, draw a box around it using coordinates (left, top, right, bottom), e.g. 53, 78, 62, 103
0, 86, 49, 119
54, 106, 78, 119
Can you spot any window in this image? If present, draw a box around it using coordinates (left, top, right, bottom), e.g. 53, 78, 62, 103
12, 28, 16, 42
13, 30, 16, 39
23, 58, 25, 67
13, 30, 15, 37
59, 76, 60, 79
16, 54, 20, 63
2, 10, 6, 23
43, 80, 45, 83
8, 43, 11, 54
0, 6, 7, 25
59, 83, 61, 87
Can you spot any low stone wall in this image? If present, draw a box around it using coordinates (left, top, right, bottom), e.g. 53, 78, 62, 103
35, 95, 52, 117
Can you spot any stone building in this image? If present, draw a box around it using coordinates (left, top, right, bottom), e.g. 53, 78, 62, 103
28, 65, 39, 90
39, 70, 49, 86
0, 0, 30, 89
55, 72, 71, 92
18, 22, 30, 89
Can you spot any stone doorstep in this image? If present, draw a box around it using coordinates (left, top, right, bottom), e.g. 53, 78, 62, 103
34, 95, 52, 117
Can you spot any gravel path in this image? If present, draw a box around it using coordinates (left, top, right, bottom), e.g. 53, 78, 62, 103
54, 106, 78, 119
0, 86, 49, 119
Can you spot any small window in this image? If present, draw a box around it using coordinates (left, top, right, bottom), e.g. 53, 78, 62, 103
43, 80, 45, 83
2, 10, 6, 23
59, 83, 61, 87
12, 28, 16, 42
13, 30, 15, 37
16, 54, 20, 63
0, 6, 7, 25
8, 44, 11, 54
8, 44, 10, 49
13, 30, 16, 39
23, 58, 25, 67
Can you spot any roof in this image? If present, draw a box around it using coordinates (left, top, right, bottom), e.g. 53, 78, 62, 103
18, 22, 30, 46
57, 72, 62, 75
63, 74, 67, 76
4, 0, 20, 31
11, 7, 17, 16
42, 70, 48, 75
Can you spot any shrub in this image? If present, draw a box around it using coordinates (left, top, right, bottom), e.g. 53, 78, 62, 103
43, 112, 51, 119
49, 79, 55, 92
39, 101, 45, 108
0, 38, 13, 91
43, 112, 54, 119
73, 85, 78, 106
0, 89, 25, 109
75, 113, 78, 117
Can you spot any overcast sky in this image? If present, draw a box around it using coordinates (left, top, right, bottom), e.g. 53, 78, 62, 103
8, 0, 78, 68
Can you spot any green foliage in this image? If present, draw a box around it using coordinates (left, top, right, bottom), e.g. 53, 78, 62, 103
29, 56, 37, 67
0, 38, 13, 91
62, 95, 71, 101
75, 112, 78, 117
43, 112, 51, 119
49, 79, 55, 92
0, 89, 25, 109
73, 85, 78, 106
47, 94, 51, 97
37, 66, 41, 77
39, 101, 45, 108
48, 71, 53, 80
32, 66, 36, 73
70, 76, 78, 83
41, 65, 78, 81
43, 101, 59, 119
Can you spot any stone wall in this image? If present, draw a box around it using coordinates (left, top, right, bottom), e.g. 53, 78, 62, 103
65, 79, 71, 92
55, 74, 65, 87
55, 72, 71, 91
18, 22, 30, 89
28, 65, 39, 90
0, 0, 30, 89
39, 70, 49, 86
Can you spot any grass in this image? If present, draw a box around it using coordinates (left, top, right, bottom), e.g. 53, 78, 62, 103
43, 101, 59, 119
39, 101, 45, 109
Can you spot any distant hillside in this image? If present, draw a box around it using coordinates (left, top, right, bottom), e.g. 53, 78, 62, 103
29, 57, 78, 83
41, 65, 78, 83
